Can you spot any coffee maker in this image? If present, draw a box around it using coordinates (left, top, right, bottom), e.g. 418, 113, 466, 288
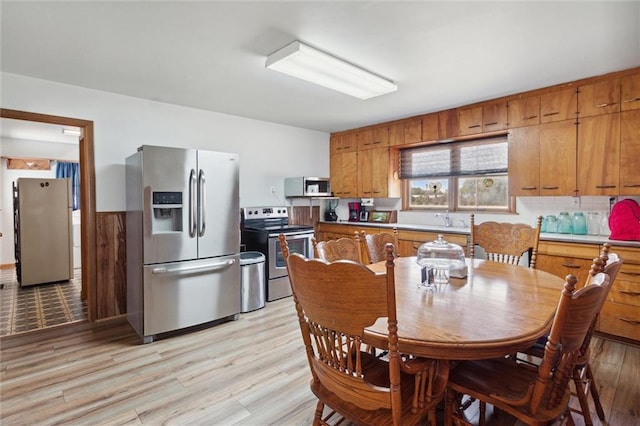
348, 202, 361, 222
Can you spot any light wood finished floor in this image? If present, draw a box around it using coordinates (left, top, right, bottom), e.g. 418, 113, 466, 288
1, 298, 638, 425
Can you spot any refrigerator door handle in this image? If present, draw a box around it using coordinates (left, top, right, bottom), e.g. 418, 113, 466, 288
189, 169, 197, 237
152, 259, 236, 275
198, 169, 206, 237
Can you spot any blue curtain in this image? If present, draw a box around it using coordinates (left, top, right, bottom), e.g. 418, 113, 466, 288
56, 162, 80, 210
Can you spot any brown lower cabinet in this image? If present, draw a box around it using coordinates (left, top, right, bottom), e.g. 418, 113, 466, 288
536, 240, 640, 342
598, 246, 640, 341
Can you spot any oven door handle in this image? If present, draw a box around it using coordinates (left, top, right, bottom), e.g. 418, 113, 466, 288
270, 230, 314, 238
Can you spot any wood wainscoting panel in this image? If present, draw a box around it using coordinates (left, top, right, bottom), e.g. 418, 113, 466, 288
290, 206, 320, 226
96, 212, 126, 319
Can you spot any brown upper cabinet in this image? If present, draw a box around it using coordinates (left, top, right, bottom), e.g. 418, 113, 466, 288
459, 102, 508, 136
357, 147, 400, 198
620, 109, 640, 194
356, 126, 389, 150
458, 106, 483, 136
482, 102, 508, 132
438, 109, 459, 140
621, 73, 640, 111
508, 95, 540, 127
577, 113, 620, 195
538, 120, 577, 196
540, 88, 578, 123
330, 133, 357, 155
404, 118, 422, 144
578, 78, 621, 117
508, 126, 540, 196
421, 113, 439, 142
330, 150, 358, 198
388, 122, 404, 146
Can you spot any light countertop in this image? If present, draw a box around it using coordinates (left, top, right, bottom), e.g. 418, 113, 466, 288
319, 220, 640, 248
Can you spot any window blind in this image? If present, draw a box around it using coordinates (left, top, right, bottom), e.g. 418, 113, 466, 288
399, 136, 508, 179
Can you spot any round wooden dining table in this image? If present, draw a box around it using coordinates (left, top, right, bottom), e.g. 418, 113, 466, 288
364, 257, 566, 360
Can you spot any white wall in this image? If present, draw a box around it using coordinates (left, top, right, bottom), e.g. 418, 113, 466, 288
1, 72, 330, 212
1, 72, 330, 264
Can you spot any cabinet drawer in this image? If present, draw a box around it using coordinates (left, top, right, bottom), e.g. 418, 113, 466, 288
398, 231, 468, 256
537, 254, 594, 284
609, 246, 640, 266
599, 301, 640, 341
609, 279, 640, 307
537, 241, 599, 258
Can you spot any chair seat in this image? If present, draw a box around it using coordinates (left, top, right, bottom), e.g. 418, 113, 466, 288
311, 352, 440, 426
449, 358, 571, 424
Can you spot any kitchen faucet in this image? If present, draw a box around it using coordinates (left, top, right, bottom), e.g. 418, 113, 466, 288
435, 212, 451, 227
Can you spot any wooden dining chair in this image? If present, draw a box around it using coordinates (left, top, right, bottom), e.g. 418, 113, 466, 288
279, 234, 448, 426
519, 243, 623, 426
470, 214, 543, 268
360, 227, 399, 264
311, 236, 363, 263
445, 270, 611, 426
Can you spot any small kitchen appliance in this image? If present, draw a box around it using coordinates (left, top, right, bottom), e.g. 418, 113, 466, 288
324, 199, 338, 221
348, 202, 362, 222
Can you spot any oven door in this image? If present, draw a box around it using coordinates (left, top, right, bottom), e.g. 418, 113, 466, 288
268, 231, 313, 279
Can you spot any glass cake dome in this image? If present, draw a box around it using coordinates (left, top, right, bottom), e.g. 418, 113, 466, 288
416, 234, 466, 287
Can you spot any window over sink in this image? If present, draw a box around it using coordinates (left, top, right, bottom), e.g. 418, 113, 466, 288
400, 136, 512, 212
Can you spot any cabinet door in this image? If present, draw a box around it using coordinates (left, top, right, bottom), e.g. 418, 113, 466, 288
357, 126, 389, 150
371, 148, 390, 198
458, 106, 483, 136
577, 113, 620, 195
620, 109, 640, 194
536, 241, 600, 285
421, 113, 439, 142
579, 78, 620, 117
330, 151, 358, 197
341, 132, 357, 152
404, 118, 422, 144
482, 102, 508, 132
508, 126, 540, 195
388, 122, 404, 146
621, 73, 640, 111
539, 120, 577, 195
438, 109, 459, 140
540, 88, 578, 123
357, 149, 374, 197
330, 134, 343, 155
508, 96, 540, 128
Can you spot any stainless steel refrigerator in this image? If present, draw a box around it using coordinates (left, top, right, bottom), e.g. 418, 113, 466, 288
126, 145, 241, 343
13, 178, 74, 286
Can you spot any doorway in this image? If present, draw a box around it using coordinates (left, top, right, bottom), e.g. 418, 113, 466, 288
0, 109, 96, 332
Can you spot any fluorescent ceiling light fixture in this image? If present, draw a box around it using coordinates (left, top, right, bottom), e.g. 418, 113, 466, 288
62, 128, 81, 136
266, 41, 397, 100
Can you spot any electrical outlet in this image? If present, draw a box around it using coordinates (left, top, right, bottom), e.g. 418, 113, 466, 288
270, 186, 276, 195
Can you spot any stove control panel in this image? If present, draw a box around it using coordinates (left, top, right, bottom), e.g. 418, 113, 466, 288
242, 206, 288, 220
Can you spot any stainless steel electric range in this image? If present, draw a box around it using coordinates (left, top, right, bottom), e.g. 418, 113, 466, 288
241, 206, 314, 301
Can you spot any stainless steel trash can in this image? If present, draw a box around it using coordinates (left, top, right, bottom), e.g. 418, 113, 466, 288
240, 251, 266, 313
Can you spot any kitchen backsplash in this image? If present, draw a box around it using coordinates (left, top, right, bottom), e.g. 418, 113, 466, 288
324, 196, 640, 230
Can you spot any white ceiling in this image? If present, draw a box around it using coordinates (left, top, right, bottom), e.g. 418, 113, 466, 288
1, 118, 80, 144
1, 1, 639, 135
